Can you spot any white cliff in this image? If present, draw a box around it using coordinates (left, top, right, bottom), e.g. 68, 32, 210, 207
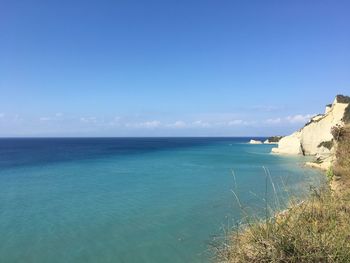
249, 139, 262, 144
272, 95, 349, 157
271, 131, 302, 154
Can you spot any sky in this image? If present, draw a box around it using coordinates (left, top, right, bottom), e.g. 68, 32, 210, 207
0, 0, 349, 137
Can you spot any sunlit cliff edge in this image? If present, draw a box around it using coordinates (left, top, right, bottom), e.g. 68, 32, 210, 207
271, 95, 350, 170
216, 95, 350, 262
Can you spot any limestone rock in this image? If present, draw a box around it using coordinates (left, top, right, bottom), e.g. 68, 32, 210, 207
249, 139, 262, 144
272, 95, 349, 156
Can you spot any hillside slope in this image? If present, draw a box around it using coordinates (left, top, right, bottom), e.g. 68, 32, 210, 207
216, 96, 350, 263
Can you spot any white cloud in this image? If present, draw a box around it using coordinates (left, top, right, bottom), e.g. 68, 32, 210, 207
192, 120, 211, 127
286, 114, 315, 124
142, 121, 160, 128
227, 120, 243, 126
263, 114, 316, 125
106, 116, 121, 126
40, 117, 52, 121
80, 117, 97, 123
40, 114, 64, 122
142, 120, 161, 128
13, 114, 22, 123
265, 118, 282, 124
126, 120, 161, 128
166, 120, 187, 128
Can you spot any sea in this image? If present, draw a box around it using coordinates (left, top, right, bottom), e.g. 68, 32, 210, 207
0, 138, 323, 263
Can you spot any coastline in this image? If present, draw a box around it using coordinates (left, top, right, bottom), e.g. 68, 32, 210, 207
304, 160, 331, 171
216, 96, 350, 262
215, 155, 347, 263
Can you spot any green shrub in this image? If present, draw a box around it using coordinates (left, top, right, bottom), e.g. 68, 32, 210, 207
267, 136, 283, 143
326, 166, 334, 181
336, 94, 350, 104
318, 140, 333, 150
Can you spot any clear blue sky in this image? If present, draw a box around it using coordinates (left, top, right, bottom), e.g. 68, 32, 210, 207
1, 0, 349, 137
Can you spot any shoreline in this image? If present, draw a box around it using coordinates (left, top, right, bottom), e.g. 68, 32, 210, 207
217, 96, 350, 262
304, 160, 331, 171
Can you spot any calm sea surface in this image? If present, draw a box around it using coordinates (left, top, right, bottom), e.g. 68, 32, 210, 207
0, 138, 323, 263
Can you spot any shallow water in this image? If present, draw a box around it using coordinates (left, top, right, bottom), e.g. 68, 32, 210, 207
0, 138, 322, 262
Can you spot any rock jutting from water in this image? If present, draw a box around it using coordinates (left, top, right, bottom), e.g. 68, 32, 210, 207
249, 139, 263, 144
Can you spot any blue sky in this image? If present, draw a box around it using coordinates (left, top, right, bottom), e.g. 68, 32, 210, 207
1, 0, 349, 137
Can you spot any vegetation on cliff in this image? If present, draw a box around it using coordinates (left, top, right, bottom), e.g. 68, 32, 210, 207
215, 188, 350, 263
331, 125, 350, 188
266, 136, 283, 143
343, 104, 350, 124
215, 124, 350, 263
335, 95, 350, 104
317, 140, 334, 150
303, 95, 350, 128
333, 95, 350, 124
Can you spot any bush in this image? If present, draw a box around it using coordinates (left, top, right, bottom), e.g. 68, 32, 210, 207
318, 140, 334, 150
267, 136, 283, 143
343, 104, 350, 124
332, 125, 350, 180
336, 94, 350, 104
331, 125, 345, 141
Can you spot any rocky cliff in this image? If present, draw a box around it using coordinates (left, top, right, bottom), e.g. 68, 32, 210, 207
272, 95, 350, 160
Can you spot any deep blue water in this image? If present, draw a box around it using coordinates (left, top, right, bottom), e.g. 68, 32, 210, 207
0, 138, 322, 262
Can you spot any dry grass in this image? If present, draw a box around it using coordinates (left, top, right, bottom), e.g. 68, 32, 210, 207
332, 125, 350, 190
215, 124, 350, 263
216, 188, 350, 263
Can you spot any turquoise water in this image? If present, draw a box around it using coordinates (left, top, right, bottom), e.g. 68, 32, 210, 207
0, 138, 322, 262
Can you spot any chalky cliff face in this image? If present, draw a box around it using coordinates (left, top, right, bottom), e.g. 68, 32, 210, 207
272, 95, 349, 158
